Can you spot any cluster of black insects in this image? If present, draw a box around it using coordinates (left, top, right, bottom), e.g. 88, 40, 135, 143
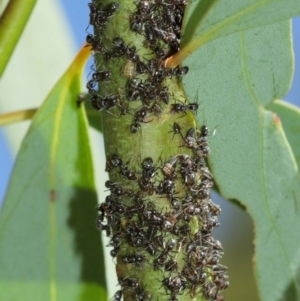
86, 0, 198, 132
86, 0, 229, 300
97, 122, 228, 301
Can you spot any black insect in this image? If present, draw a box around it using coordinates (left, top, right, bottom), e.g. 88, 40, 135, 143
152, 69, 168, 83
127, 46, 140, 62
126, 222, 147, 248
95, 2, 120, 26
202, 282, 219, 300
170, 102, 198, 115
86, 79, 98, 95
146, 225, 158, 241
87, 2, 97, 26
125, 202, 145, 218
162, 212, 177, 231
136, 288, 148, 301
158, 86, 169, 104
111, 37, 128, 57
103, 50, 113, 60
153, 253, 168, 270
119, 277, 139, 290
162, 276, 187, 294
187, 102, 199, 113
204, 236, 223, 251
172, 66, 189, 77
86, 34, 106, 53
118, 101, 130, 115
202, 216, 220, 233
129, 14, 143, 33
185, 239, 198, 255
110, 246, 120, 258
181, 166, 197, 187
141, 157, 156, 178
149, 103, 163, 116
174, 5, 185, 24
130, 106, 151, 134
152, 46, 166, 58
135, 106, 149, 123
169, 122, 183, 140
139, 83, 156, 103
170, 197, 180, 210
152, 234, 165, 249
162, 7, 175, 24
92, 70, 112, 81
105, 2, 120, 16
213, 273, 229, 290
86, 70, 112, 94
143, 209, 163, 227
136, 60, 147, 74
111, 290, 122, 301
153, 238, 177, 270
145, 242, 156, 256
194, 125, 210, 158
108, 233, 121, 249
122, 253, 145, 265
130, 121, 141, 133
121, 165, 137, 180
165, 259, 178, 272
135, 287, 149, 301
144, 24, 157, 48
126, 79, 141, 101
106, 154, 123, 172
163, 31, 179, 50
97, 221, 112, 237
156, 179, 175, 197
184, 128, 197, 149
90, 94, 120, 112
146, 59, 160, 76
200, 125, 209, 137
137, 0, 153, 15
105, 181, 127, 197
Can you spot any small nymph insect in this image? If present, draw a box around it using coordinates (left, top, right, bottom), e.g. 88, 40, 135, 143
123, 60, 136, 78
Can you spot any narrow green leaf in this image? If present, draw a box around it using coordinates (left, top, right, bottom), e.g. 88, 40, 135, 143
267, 99, 300, 169
169, 0, 300, 66
0, 0, 37, 76
183, 21, 300, 301
0, 46, 107, 301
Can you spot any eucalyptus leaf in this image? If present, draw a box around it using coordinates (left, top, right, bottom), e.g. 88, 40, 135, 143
174, 0, 300, 66
183, 21, 300, 301
0, 47, 107, 301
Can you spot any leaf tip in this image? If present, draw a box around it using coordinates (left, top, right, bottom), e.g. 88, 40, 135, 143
72, 43, 92, 72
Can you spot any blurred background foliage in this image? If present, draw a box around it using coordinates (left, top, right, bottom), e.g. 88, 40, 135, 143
0, 0, 299, 300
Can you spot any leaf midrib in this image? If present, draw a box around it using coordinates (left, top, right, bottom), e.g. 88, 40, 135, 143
48, 78, 71, 301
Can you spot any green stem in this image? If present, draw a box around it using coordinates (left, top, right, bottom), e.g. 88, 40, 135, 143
91, 0, 227, 300
92, 0, 201, 299
0, 0, 37, 76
